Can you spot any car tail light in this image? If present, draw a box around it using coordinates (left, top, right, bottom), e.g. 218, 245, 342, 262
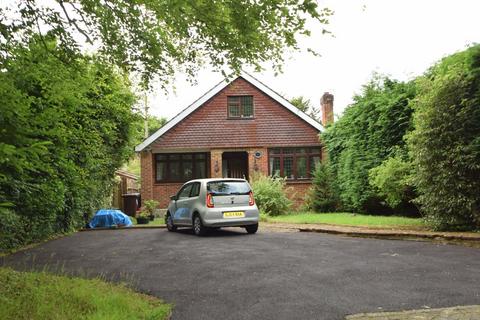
206, 193, 214, 208
248, 191, 255, 206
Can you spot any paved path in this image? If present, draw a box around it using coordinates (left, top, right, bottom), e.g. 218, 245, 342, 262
2, 228, 480, 320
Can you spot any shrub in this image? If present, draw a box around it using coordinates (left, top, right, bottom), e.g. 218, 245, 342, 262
407, 45, 480, 230
0, 208, 24, 251
250, 172, 291, 216
305, 163, 339, 212
369, 153, 416, 210
143, 200, 159, 215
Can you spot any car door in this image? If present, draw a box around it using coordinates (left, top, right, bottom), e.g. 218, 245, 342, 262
186, 182, 201, 223
172, 183, 193, 225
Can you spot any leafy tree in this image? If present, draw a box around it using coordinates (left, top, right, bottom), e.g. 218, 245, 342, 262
147, 116, 168, 136
290, 96, 320, 121
132, 115, 167, 146
305, 162, 339, 212
322, 76, 416, 213
125, 115, 167, 176
369, 152, 416, 213
407, 45, 480, 230
1, 1, 332, 87
290, 96, 312, 113
0, 38, 136, 251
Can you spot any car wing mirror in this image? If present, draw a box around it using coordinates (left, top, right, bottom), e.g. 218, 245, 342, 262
170, 195, 178, 201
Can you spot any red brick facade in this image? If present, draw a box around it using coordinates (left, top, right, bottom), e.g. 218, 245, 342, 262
150, 78, 320, 151
140, 76, 324, 208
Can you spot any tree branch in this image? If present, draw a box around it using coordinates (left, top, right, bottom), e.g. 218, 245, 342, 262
57, 0, 93, 44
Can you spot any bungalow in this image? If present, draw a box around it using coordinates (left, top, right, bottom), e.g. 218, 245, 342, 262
135, 72, 334, 208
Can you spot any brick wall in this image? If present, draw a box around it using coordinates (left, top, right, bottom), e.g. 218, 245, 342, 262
247, 148, 268, 178
140, 151, 153, 201
210, 150, 223, 178
286, 182, 312, 209
150, 182, 184, 208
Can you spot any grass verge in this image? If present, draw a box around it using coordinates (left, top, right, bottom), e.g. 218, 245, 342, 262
0, 267, 172, 320
266, 212, 425, 229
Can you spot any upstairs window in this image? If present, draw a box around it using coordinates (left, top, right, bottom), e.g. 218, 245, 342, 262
228, 96, 254, 118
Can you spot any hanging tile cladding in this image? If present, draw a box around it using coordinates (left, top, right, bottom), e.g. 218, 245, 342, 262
151, 77, 321, 150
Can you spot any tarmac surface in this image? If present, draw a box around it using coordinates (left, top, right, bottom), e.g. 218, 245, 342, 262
2, 228, 480, 320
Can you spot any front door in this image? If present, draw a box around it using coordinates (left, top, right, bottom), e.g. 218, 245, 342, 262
222, 152, 249, 180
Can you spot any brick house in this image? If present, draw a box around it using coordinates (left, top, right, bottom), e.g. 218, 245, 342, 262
135, 72, 334, 208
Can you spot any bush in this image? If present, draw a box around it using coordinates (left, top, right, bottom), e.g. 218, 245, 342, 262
305, 163, 339, 212
407, 45, 480, 230
369, 153, 417, 212
140, 200, 159, 219
0, 38, 137, 252
0, 208, 24, 250
250, 172, 291, 216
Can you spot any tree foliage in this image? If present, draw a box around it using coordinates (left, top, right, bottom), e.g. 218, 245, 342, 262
407, 45, 480, 230
290, 96, 320, 121
1, 0, 332, 87
305, 162, 339, 212
0, 38, 137, 251
132, 115, 167, 146
322, 76, 416, 213
369, 153, 415, 210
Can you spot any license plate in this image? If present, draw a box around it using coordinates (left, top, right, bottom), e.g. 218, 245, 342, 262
223, 211, 245, 218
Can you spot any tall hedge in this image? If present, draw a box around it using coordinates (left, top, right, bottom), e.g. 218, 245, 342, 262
322, 76, 416, 213
0, 39, 137, 251
408, 45, 480, 230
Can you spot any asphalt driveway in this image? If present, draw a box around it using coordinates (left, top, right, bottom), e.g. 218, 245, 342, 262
2, 228, 480, 320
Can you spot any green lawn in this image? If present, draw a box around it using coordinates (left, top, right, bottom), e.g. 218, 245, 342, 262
0, 268, 171, 320
266, 212, 425, 229
131, 216, 165, 227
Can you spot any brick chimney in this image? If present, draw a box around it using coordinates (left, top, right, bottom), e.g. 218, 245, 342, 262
320, 92, 334, 126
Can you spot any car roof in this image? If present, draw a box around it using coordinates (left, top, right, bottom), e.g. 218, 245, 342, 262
185, 178, 248, 184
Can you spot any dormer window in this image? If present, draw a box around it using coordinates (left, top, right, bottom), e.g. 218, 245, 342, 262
228, 95, 254, 118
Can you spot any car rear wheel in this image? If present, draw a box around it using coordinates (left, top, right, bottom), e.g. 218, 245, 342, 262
166, 213, 177, 232
193, 215, 207, 236
245, 223, 258, 234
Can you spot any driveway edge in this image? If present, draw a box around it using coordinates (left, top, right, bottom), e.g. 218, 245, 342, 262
346, 305, 480, 319
262, 223, 480, 243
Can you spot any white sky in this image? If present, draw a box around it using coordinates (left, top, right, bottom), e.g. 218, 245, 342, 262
147, 0, 480, 120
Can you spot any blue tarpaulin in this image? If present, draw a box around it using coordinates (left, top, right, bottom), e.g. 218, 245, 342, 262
88, 209, 133, 228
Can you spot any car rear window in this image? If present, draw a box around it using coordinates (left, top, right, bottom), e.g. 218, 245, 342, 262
207, 181, 251, 195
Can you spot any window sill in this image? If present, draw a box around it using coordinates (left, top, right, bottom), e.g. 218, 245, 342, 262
285, 179, 312, 184
226, 117, 255, 120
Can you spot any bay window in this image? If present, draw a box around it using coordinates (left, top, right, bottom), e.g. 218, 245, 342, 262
155, 153, 208, 182
268, 147, 321, 180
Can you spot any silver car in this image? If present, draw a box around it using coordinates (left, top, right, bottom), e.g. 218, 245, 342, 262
165, 178, 259, 236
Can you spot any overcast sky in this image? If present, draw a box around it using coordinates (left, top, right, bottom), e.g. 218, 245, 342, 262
147, 0, 480, 120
